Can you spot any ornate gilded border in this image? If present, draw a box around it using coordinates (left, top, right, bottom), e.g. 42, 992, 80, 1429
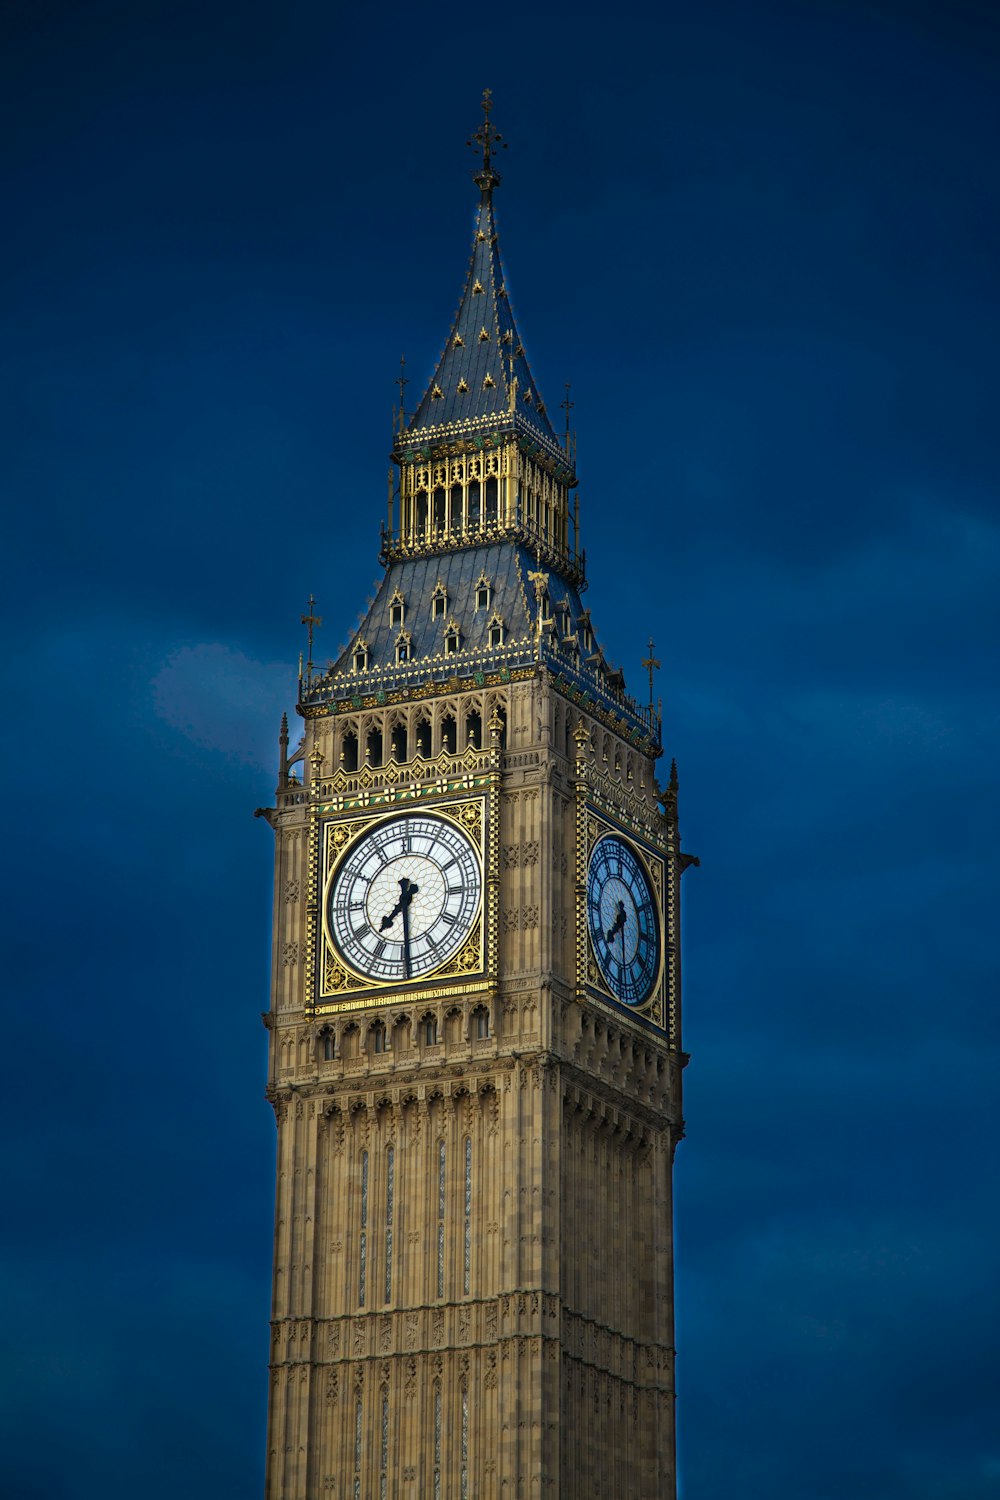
579, 808, 667, 1031
310, 794, 491, 1010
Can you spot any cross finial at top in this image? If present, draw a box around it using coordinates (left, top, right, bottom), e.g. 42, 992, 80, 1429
394, 354, 409, 431
467, 88, 507, 195
560, 383, 575, 453
301, 594, 323, 676
642, 637, 661, 712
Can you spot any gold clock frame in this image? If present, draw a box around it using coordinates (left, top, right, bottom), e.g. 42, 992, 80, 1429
312, 793, 495, 1013
577, 806, 669, 1034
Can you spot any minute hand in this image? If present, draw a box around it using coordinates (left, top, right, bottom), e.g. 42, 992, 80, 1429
380, 876, 419, 978
401, 889, 412, 979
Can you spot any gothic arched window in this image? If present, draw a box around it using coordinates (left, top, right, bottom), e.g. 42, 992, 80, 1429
389, 590, 406, 629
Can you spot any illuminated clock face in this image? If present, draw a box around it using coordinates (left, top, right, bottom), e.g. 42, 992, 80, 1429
328, 813, 481, 983
587, 834, 660, 1006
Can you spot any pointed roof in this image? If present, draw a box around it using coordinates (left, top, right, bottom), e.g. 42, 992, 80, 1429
408, 189, 558, 445
404, 92, 560, 452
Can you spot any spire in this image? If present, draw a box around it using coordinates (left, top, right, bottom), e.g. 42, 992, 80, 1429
406, 93, 560, 449
467, 87, 506, 196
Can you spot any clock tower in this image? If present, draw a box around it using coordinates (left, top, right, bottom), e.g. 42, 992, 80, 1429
257, 94, 695, 1499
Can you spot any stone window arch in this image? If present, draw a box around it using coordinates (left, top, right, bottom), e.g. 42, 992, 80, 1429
464, 709, 482, 750
419, 1012, 438, 1047
415, 716, 432, 758
443, 1007, 463, 1044
389, 717, 408, 762
471, 1005, 490, 1041
341, 729, 359, 772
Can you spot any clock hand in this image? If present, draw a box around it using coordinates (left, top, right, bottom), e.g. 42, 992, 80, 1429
379, 898, 403, 931
401, 889, 412, 980
605, 899, 626, 947
380, 877, 419, 978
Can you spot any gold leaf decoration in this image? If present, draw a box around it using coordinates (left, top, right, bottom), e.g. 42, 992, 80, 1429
323, 955, 351, 994
437, 931, 482, 978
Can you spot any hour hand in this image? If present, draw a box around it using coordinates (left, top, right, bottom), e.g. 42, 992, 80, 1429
380, 876, 418, 932
379, 901, 401, 933
605, 900, 626, 946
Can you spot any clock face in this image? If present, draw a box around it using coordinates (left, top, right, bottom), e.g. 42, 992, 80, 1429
328, 813, 481, 984
587, 834, 661, 1007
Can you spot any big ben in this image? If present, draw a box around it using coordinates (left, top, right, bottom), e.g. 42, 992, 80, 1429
257, 93, 696, 1499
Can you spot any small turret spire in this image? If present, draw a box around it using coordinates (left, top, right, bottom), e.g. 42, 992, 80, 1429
467, 87, 507, 196
278, 712, 289, 787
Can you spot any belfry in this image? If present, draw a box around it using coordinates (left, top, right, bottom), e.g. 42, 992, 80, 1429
258, 92, 695, 1498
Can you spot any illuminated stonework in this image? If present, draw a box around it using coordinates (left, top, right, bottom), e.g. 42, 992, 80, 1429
258, 93, 695, 1499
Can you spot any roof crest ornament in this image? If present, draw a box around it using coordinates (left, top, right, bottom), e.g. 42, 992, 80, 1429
467, 88, 507, 197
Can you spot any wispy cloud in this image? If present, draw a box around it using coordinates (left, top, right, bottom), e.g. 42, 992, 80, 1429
151, 643, 296, 771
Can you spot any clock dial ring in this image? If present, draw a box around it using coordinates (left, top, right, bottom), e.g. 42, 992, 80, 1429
326, 811, 481, 984
586, 833, 661, 1007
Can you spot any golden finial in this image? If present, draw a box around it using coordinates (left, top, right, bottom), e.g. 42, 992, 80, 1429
467, 88, 507, 194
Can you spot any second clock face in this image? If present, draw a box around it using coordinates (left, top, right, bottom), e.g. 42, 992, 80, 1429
328, 813, 481, 984
587, 834, 661, 1007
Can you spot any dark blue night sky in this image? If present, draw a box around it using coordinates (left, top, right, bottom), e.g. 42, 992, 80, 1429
2, 3, 998, 1497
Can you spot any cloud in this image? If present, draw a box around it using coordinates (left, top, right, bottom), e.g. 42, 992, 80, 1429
150, 642, 296, 771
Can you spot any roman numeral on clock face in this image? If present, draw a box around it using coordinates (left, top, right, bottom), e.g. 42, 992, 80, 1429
586, 833, 661, 1009
327, 811, 482, 984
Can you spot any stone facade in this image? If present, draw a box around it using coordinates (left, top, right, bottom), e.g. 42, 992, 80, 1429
258, 94, 692, 1500
260, 673, 687, 1497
